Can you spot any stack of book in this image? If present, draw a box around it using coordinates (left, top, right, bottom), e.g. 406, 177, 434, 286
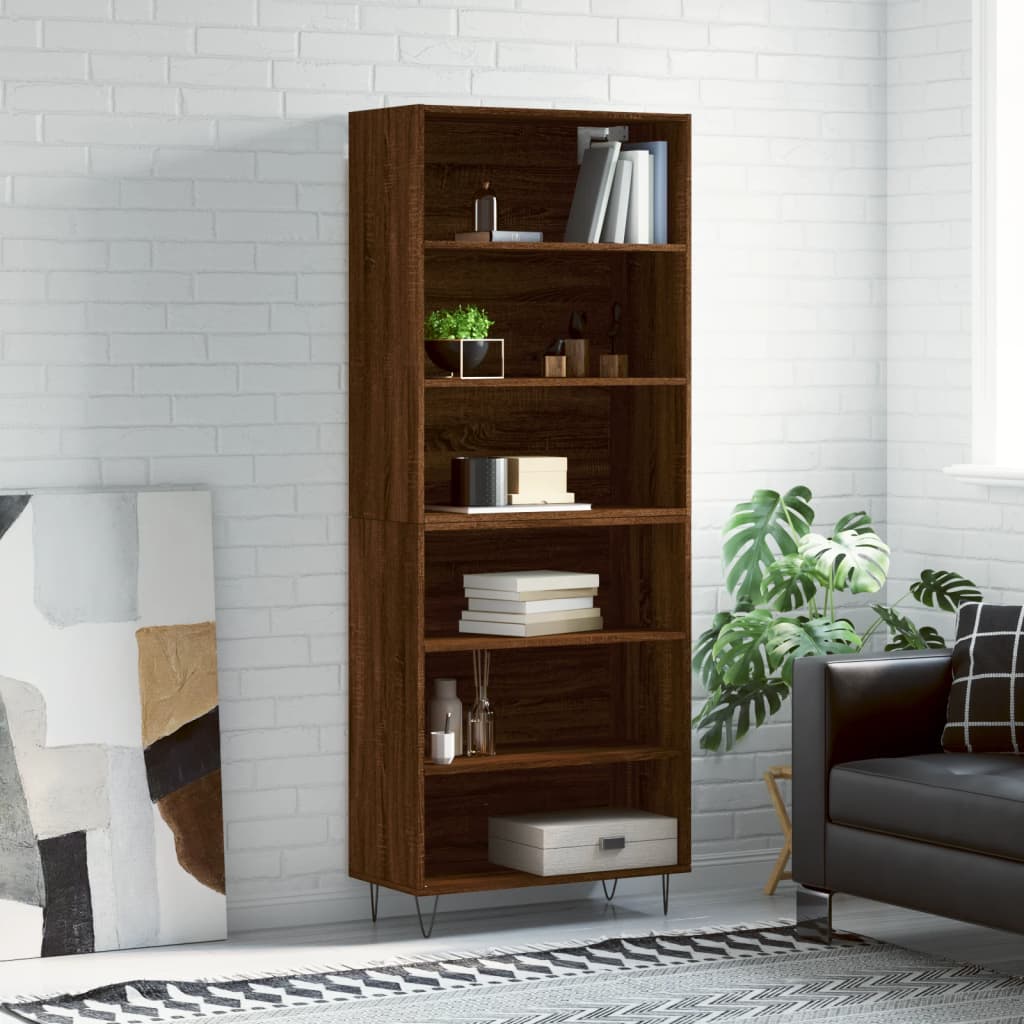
459, 570, 602, 637
508, 456, 573, 505
564, 134, 668, 245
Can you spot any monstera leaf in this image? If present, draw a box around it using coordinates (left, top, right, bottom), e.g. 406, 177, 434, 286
693, 677, 790, 752
711, 609, 776, 687
693, 611, 735, 695
800, 528, 890, 594
871, 603, 947, 651
760, 554, 826, 612
765, 615, 862, 682
909, 570, 982, 613
722, 487, 814, 605
833, 510, 874, 535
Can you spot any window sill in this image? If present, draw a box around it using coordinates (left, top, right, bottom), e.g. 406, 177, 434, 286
943, 464, 1024, 487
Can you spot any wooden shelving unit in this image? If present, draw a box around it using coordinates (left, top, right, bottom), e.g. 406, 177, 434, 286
349, 104, 691, 909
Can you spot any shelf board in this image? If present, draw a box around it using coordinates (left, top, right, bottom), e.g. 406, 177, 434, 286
424, 743, 679, 776
424, 628, 687, 653
424, 376, 687, 388
425, 240, 687, 255
421, 861, 692, 895
425, 506, 688, 531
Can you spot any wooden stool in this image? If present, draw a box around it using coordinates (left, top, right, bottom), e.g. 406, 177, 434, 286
763, 765, 792, 895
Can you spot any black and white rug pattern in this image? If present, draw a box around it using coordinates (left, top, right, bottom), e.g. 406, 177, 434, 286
5, 923, 1024, 1024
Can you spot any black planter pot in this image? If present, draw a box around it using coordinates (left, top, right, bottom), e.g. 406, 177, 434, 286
425, 338, 490, 374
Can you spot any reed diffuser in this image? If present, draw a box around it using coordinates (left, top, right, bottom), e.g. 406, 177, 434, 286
466, 649, 495, 756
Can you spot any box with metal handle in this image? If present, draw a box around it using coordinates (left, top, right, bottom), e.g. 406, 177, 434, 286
488, 808, 677, 877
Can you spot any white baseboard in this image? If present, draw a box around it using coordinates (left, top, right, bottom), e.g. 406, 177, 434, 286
227, 848, 787, 935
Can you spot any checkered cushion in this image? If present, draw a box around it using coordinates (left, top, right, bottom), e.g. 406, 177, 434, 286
943, 602, 1024, 753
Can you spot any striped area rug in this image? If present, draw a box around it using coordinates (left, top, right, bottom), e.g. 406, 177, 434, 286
5, 922, 1023, 1024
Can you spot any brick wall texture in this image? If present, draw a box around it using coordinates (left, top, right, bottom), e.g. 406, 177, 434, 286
0, 0, 980, 928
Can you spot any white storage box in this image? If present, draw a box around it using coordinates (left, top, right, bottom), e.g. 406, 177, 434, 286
488, 808, 677, 877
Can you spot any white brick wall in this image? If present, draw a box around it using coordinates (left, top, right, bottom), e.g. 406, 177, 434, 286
0, 0, 888, 928
885, 2, 1019, 638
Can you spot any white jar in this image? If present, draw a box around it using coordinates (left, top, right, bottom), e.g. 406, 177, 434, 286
428, 677, 463, 757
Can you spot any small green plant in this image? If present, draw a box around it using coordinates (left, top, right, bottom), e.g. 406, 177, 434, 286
424, 304, 494, 340
693, 485, 982, 753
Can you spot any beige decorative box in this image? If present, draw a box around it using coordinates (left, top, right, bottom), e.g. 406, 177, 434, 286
488, 808, 677, 877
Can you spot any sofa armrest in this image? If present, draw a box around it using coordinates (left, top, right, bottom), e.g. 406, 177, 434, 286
791, 649, 952, 889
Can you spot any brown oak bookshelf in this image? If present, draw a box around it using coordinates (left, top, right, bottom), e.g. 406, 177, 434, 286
423, 377, 688, 388
349, 104, 692, 918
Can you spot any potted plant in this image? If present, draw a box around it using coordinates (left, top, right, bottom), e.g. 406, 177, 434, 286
693, 485, 982, 753
424, 304, 495, 375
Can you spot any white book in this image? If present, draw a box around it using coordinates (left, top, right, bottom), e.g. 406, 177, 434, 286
462, 606, 602, 625
599, 158, 632, 244
564, 140, 621, 243
508, 493, 576, 505
467, 596, 595, 614
464, 587, 597, 601
463, 570, 601, 593
620, 150, 651, 244
508, 466, 568, 492
459, 616, 603, 638
508, 456, 568, 473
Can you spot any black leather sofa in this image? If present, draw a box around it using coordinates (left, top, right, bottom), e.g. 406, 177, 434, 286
792, 649, 1024, 937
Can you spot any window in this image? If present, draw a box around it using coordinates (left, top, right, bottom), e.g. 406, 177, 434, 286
948, 0, 1024, 482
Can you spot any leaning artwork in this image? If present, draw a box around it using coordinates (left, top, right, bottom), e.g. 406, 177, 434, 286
0, 490, 226, 960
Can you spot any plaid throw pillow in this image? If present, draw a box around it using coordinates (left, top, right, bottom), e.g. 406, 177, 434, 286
944, 602, 1024, 753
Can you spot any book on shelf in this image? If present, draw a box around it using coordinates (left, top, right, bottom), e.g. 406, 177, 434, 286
564, 139, 621, 243
425, 502, 590, 514
619, 149, 651, 245
622, 140, 667, 244
462, 606, 600, 625
507, 456, 574, 504
454, 230, 545, 243
467, 595, 595, 614
508, 469, 569, 492
508, 457, 567, 474
458, 614, 603, 637
463, 570, 601, 593
464, 586, 597, 601
599, 158, 632, 244
508, 493, 576, 505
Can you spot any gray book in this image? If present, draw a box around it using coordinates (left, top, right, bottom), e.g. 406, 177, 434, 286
599, 158, 633, 244
622, 140, 667, 244
564, 140, 621, 243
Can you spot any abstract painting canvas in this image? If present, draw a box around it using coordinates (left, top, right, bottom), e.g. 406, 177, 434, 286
0, 490, 226, 960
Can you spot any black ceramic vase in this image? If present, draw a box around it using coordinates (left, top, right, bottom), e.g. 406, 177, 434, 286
425, 338, 490, 374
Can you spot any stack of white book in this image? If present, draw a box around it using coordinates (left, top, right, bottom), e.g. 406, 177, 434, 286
508, 456, 574, 505
459, 570, 602, 637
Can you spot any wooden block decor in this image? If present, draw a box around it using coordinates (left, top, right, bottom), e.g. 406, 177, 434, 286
600, 354, 629, 378
565, 338, 589, 377
544, 355, 567, 377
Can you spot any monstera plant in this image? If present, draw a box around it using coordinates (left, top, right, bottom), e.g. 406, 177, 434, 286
693, 486, 981, 753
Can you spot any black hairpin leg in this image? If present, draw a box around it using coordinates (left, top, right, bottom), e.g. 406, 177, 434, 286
415, 895, 440, 938
661, 873, 671, 915
369, 883, 380, 923
601, 879, 618, 902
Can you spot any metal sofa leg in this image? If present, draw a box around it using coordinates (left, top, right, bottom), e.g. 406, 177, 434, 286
795, 886, 833, 943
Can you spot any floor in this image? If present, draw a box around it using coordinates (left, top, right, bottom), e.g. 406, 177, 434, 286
0, 881, 1021, 1014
